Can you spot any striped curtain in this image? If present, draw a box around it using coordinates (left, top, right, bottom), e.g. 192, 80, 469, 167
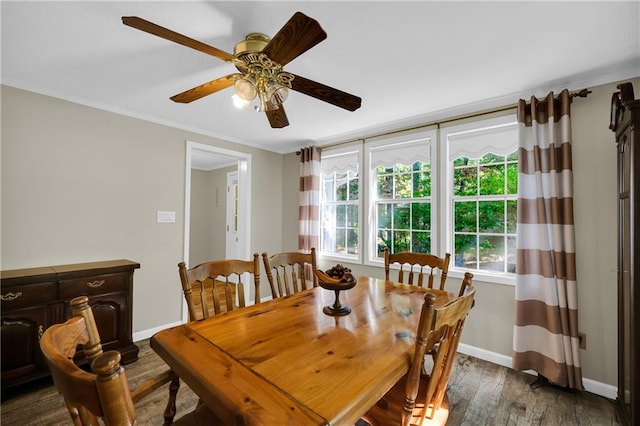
512, 89, 583, 390
298, 146, 320, 251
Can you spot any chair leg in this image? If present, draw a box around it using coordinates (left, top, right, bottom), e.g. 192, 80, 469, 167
163, 376, 180, 425
64, 399, 83, 426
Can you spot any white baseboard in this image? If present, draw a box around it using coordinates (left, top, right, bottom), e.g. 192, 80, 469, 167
457, 343, 617, 400
135, 297, 275, 341
582, 377, 617, 400
133, 320, 183, 342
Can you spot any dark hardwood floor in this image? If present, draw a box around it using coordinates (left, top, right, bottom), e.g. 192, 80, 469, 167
1, 339, 620, 425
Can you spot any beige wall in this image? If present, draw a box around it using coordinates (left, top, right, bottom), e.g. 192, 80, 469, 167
282, 78, 640, 388
189, 169, 216, 266
1, 85, 284, 331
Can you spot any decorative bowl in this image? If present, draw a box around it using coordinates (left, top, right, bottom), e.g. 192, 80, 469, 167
315, 269, 357, 316
317, 276, 357, 291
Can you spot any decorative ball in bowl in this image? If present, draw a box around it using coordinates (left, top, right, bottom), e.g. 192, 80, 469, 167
315, 265, 357, 316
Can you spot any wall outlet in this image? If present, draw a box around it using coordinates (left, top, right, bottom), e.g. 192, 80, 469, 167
578, 332, 587, 349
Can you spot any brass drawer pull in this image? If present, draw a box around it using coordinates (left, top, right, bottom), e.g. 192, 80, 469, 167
37, 325, 44, 341
87, 280, 106, 288
1, 291, 23, 301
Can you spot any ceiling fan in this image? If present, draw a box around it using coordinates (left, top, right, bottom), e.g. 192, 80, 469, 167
122, 12, 362, 128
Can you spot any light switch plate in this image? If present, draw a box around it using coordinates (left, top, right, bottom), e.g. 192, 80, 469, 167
157, 211, 176, 223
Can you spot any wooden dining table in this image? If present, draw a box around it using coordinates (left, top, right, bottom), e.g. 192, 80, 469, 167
151, 276, 456, 425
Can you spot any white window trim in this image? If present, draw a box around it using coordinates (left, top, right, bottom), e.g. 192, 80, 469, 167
318, 144, 363, 264
364, 128, 438, 267
438, 114, 518, 286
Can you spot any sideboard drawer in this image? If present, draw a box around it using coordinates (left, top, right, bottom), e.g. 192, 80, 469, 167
1, 282, 57, 310
59, 273, 128, 299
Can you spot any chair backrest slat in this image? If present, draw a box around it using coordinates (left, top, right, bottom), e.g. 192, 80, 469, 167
291, 266, 300, 293
426, 268, 434, 288
282, 267, 292, 296
274, 270, 285, 298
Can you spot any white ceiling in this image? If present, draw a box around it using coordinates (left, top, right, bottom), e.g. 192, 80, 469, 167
2, 1, 639, 155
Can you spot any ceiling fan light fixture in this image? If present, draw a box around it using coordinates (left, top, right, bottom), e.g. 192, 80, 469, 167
254, 79, 289, 112
269, 86, 289, 106
271, 85, 289, 104
234, 77, 257, 101
258, 92, 279, 112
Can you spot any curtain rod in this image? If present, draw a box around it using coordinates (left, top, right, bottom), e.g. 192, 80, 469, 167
296, 88, 591, 155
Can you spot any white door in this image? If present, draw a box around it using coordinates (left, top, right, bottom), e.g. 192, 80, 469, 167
226, 171, 241, 259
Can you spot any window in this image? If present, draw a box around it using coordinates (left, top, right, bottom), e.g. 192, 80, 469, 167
366, 129, 437, 261
319, 147, 361, 261
441, 115, 518, 279
318, 114, 518, 284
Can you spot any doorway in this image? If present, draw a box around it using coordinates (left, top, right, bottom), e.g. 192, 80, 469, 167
183, 141, 251, 322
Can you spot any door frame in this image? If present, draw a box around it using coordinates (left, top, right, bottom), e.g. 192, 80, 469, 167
183, 141, 252, 322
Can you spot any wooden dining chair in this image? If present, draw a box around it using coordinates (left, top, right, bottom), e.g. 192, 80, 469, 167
261, 248, 318, 298
384, 247, 451, 290
40, 296, 218, 425
361, 272, 476, 426
178, 253, 261, 321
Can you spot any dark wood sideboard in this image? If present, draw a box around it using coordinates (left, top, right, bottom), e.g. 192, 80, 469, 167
1, 259, 140, 390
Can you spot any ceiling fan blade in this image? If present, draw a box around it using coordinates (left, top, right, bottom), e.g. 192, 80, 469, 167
262, 12, 327, 66
122, 16, 234, 63
290, 74, 362, 112
266, 106, 289, 128
170, 74, 238, 103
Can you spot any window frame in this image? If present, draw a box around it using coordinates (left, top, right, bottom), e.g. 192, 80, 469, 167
318, 144, 363, 264
438, 114, 518, 286
364, 128, 439, 267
